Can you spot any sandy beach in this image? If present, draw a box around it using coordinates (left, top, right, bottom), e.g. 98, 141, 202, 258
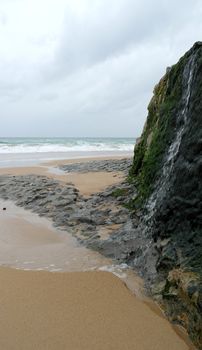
0, 268, 191, 350
0, 157, 194, 349
0, 156, 125, 196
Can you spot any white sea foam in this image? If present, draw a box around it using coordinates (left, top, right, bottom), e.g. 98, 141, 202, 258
0, 138, 134, 154
98, 264, 128, 278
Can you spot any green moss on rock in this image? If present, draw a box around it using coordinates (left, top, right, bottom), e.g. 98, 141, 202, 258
129, 57, 185, 204
111, 188, 128, 198
128, 42, 202, 348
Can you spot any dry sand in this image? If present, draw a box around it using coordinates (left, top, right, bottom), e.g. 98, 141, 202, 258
0, 158, 123, 196
0, 268, 191, 350
0, 157, 194, 349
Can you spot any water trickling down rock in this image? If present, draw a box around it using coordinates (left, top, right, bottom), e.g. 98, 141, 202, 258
128, 42, 202, 348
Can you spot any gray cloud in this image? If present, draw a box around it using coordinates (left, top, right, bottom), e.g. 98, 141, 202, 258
0, 0, 202, 137
39, 93, 59, 102
47, 0, 196, 78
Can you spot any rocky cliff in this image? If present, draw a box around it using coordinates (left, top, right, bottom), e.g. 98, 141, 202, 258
129, 42, 202, 348
0, 42, 200, 348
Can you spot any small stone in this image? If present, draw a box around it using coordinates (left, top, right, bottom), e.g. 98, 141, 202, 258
152, 280, 166, 295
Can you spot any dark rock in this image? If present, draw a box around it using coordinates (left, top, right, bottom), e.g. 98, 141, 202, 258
0, 44, 201, 347
59, 158, 132, 175
128, 42, 202, 348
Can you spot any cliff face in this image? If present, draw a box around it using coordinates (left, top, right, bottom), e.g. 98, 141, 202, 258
130, 42, 202, 348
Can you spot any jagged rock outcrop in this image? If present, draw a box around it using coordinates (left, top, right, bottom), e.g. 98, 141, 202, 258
130, 42, 202, 348
0, 43, 200, 348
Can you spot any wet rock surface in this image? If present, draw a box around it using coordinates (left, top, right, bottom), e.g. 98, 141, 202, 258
129, 42, 202, 348
0, 169, 158, 283
0, 161, 155, 279
0, 45, 202, 348
59, 158, 132, 174
0, 159, 141, 264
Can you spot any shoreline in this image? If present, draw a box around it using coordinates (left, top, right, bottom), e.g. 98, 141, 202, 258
0, 156, 195, 349
0, 267, 192, 350
0, 151, 132, 168
0, 198, 145, 299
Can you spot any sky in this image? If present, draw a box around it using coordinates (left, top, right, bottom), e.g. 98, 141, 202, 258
0, 0, 202, 137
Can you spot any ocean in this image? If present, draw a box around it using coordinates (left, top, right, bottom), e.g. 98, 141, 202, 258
0, 137, 134, 167
0, 137, 135, 154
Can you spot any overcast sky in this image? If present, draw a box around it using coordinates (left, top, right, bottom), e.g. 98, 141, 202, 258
0, 0, 201, 137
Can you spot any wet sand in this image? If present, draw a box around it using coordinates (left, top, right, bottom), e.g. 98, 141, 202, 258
0, 157, 124, 196
0, 199, 145, 297
0, 157, 194, 349
0, 199, 111, 272
0, 151, 132, 168
0, 268, 190, 350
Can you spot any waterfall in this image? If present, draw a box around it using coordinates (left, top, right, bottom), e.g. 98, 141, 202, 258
166, 54, 196, 163
146, 54, 197, 216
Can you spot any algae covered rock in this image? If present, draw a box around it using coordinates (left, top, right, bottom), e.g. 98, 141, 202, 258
130, 42, 202, 348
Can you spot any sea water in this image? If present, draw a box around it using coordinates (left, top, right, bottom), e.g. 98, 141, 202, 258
0, 137, 134, 167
